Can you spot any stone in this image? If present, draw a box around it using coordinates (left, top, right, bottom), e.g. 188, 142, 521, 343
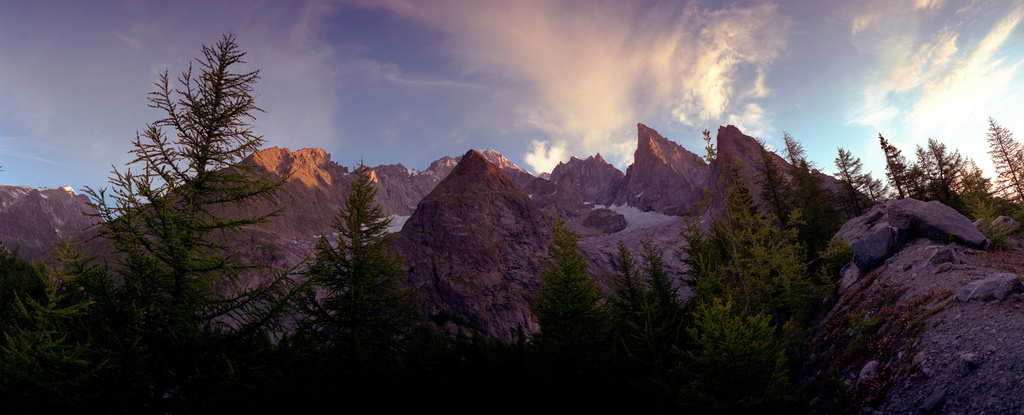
581, 208, 627, 234
927, 246, 961, 266
920, 387, 946, 413
954, 273, 1023, 303
836, 198, 987, 273
993, 215, 1021, 233
960, 352, 980, 370
839, 262, 862, 292
859, 360, 879, 382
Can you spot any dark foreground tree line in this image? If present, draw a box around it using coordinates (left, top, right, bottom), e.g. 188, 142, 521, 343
1, 34, 1020, 414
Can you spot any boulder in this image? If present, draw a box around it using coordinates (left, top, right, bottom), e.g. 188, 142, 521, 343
581, 208, 627, 234
837, 199, 988, 272
954, 273, 1023, 303
992, 216, 1020, 234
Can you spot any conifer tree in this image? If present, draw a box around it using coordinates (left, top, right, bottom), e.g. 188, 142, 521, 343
300, 163, 419, 364
757, 145, 792, 226
532, 216, 609, 397
880, 133, 910, 199
679, 297, 791, 413
834, 148, 871, 217
683, 159, 807, 322
986, 117, 1024, 204
914, 138, 964, 210
79, 34, 295, 410
0, 240, 97, 412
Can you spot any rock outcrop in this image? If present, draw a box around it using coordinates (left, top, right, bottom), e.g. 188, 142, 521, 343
836, 198, 988, 278
0, 185, 99, 261
396, 150, 552, 342
523, 174, 587, 219
549, 154, 624, 206
581, 208, 626, 234
804, 226, 1024, 415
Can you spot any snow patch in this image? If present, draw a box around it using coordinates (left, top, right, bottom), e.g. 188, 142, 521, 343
387, 215, 410, 234
605, 204, 680, 232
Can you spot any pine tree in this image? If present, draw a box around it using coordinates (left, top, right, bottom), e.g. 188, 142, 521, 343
757, 145, 793, 226
79, 34, 295, 410
0, 239, 97, 412
782, 133, 840, 260
914, 138, 965, 210
300, 163, 419, 364
986, 117, 1024, 204
678, 297, 791, 414
532, 216, 609, 405
685, 159, 807, 321
880, 133, 910, 199
834, 148, 870, 217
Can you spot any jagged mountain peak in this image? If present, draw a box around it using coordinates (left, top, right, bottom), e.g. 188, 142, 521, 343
398, 149, 551, 342
247, 146, 347, 188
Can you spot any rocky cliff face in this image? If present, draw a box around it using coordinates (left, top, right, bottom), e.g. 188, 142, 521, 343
550, 154, 623, 206
616, 123, 711, 215
395, 150, 551, 342
523, 174, 587, 219
0, 185, 99, 261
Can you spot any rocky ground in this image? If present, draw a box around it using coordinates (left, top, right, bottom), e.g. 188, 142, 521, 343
804, 217, 1024, 414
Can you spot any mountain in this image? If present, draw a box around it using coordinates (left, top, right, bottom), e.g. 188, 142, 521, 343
549, 153, 623, 206
0, 185, 99, 261
616, 123, 711, 215
395, 150, 552, 342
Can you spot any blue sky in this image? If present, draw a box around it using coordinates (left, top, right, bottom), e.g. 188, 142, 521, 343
1, 0, 1022, 192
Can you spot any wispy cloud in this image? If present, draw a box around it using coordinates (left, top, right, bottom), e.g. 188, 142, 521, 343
848, 0, 1024, 174
344, 0, 791, 173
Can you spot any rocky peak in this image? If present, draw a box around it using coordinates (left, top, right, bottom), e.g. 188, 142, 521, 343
550, 153, 624, 206
0, 184, 99, 261
397, 149, 551, 342
247, 146, 349, 188
616, 123, 710, 214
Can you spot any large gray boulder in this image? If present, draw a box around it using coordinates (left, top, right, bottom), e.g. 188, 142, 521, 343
836, 199, 988, 272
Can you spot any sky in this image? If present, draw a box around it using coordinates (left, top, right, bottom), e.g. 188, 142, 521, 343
1, 0, 1022, 193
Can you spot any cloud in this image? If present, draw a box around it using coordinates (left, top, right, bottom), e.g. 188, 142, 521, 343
524, 139, 568, 174
848, 0, 1024, 176
344, 0, 790, 173
727, 103, 771, 138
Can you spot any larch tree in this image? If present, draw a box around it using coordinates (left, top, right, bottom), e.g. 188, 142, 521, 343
834, 148, 868, 217
986, 117, 1024, 204
914, 138, 964, 211
80, 34, 295, 410
880, 133, 910, 199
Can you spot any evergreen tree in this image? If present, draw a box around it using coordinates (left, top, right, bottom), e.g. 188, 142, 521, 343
79, 34, 295, 410
1, 240, 97, 412
757, 145, 793, 226
914, 138, 965, 210
532, 217, 609, 407
610, 241, 644, 333
782, 133, 840, 260
834, 147, 871, 217
678, 297, 791, 414
683, 159, 807, 322
986, 117, 1024, 204
880, 133, 910, 199
300, 162, 419, 364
